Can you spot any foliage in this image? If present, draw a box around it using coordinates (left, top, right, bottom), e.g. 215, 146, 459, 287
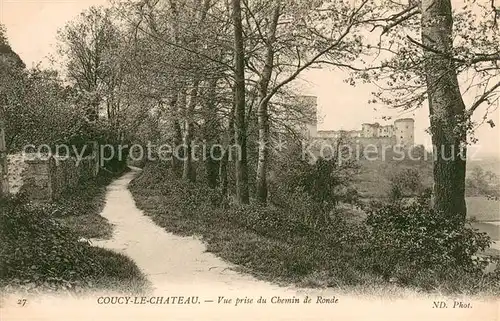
130, 162, 367, 282
466, 166, 500, 197
356, 0, 499, 132
2, 26, 77, 151
388, 167, 424, 200
347, 0, 499, 222
0, 190, 148, 293
49, 171, 116, 239
0, 24, 24, 68
2, 0, 499, 296
1, 24, 129, 156
365, 196, 493, 285
2, 68, 84, 151
1, 33, 97, 153
57, 6, 122, 121
130, 162, 500, 294
270, 143, 360, 227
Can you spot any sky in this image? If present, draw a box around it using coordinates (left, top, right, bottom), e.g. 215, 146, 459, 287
1, 0, 499, 158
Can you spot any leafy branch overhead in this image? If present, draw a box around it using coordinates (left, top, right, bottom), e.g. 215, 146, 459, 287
348, 0, 499, 134
0, 0, 498, 223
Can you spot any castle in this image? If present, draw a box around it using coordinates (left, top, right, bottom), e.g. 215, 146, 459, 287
301, 96, 415, 148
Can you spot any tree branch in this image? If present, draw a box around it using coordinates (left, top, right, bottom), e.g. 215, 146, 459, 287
262, 0, 370, 104
468, 80, 500, 114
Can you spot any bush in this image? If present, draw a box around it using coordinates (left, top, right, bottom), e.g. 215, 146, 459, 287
129, 161, 171, 190
270, 153, 360, 227
130, 162, 500, 295
23, 171, 117, 239
365, 197, 492, 284
388, 168, 424, 199
0, 197, 100, 283
0, 196, 147, 292
130, 164, 370, 283
465, 166, 500, 197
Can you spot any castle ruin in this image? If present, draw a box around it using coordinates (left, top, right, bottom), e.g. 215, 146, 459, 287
302, 96, 415, 148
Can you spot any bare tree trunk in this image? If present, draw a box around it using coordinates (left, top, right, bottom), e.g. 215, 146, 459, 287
87, 96, 100, 122
204, 78, 220, 189
232, 0, 249, 204
219, 147, 229, 199
167, 94, 182, 176
256, 5, 280, 205
220, 100, 236, 202
255, 100, 271, 204
179, 0, 211, 182
182, 79, 199, 182
421, 0, 467, 225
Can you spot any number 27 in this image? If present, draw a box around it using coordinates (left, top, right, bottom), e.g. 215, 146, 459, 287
17, 299, 27, 307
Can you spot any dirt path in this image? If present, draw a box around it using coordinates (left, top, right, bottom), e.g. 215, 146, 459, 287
91, 168, 287, 294
2, 168, 496, 321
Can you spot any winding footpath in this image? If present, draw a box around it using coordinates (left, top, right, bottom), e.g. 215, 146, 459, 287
90, 168, 287, 294
1, 168, 496, 321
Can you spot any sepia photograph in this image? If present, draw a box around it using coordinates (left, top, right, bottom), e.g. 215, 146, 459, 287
0, 0, 499, 320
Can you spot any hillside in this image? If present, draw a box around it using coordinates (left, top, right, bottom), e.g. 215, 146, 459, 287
355, 155, 499, 199
468, 157, 500, 176
354, 158, 433, 198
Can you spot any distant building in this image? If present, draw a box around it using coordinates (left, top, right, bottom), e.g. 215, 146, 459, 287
393, 118, 415, 147
305, 98, 415, 148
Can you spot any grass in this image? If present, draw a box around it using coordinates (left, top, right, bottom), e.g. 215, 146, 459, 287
465, 197, 499, 256
129, 162, 500, 297
53, 172, 117, 239
0, 168, 150, 296
58, 214, 112, 240
467, 197, 500, 222
354, 158, 433, 198
77, 246, 151, 295
1, 247, 151, 296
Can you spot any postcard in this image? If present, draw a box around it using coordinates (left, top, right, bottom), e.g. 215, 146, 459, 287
1, 0, 499, 320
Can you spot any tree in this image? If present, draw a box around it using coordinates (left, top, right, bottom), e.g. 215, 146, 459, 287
101, 0, 352, 205
0, 24, 25, 196
421, 0, 468, 223
0, 25, 24, 69
232, 0, 250, 204
466, 166, 500, 197
254, 4, 280, 204
0, 93, 7, 196
0, 59, 11, 196
270, 143, 360, 228
58, 6, 121, 122
389, 167, 423, 200
355, 0, 500, 225
247, 0, 377, 204
111, 0, 235, 183
1, 25, 84, 158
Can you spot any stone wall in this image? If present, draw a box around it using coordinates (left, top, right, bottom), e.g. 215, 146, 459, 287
21, 155, 99, 202
7, 154, 27, 195
22, 158, 51, 201
354, 136, 397, 148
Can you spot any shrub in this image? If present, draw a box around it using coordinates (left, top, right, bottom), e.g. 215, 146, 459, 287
270, 153, 360, 227
388, 167, 424, 199
129, 161, 171, 190
130, 162, 499, 294
0, 197, 100, 284
0, 196, 147, 291
226, 204, 318, 241
365, 197, 492, 283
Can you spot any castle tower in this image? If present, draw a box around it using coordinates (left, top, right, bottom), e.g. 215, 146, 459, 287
394, 118, 415, 147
